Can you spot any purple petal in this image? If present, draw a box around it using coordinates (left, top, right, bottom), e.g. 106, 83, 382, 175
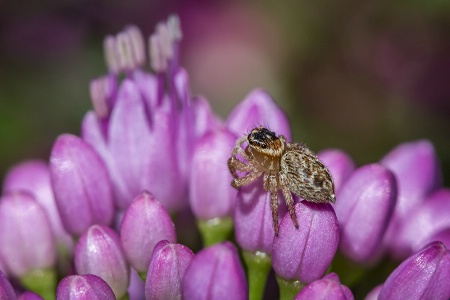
226, 89, 291, 140
145, 240, 194, 300
364, 285, 382, 300
317, 149, 356, 193
234, 177, 287, 254
334, 164, 397, 262
189, 129, 237, 219
191, 96, 222, 139
75, 225, 129, 299
120, 192, 177, 273
0, 192, 56, 277
294, 273, 354, 300
183, 242, 247, 300
272, 202, 339, 284
56, 274, 115, 300
50, 134, 114, 236
0, 271, 16, 300
379, 241, 450, 300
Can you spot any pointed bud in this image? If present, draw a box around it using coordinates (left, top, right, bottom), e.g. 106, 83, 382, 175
183, 242, 248, 300
145, 240, 194, 300
272, 202, 339, 284
50, 134, 114, 236
294, 273, 354, 300
334, 164, 397, 262
226, 89, 291, 140
189, 129, 237, 220
120, 192, 176, 274
75, 225, 129, 299
56, 274, 115, 300
0, 192, 56, 278
18, 291, 44, 300
379, 242, 450, 300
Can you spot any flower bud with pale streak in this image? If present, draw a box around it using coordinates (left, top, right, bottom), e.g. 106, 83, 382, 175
378, 241, 450, 300
145, 240, 194, 300
74, 225, 129, 299
50, 134, 114, 237
56, 274, 115, 300
120, 191, 176, 274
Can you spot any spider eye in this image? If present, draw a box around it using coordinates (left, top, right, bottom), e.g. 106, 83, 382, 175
261, 144, 267, 149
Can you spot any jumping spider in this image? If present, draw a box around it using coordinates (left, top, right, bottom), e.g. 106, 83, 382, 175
228, 126, 336, 236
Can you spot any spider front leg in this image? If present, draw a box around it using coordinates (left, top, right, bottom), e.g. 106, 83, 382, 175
265, 173, 281, 236
231, 136, 252, 161
279, 172, 299, 230
231, 169, 263, 189
227, 156, 254, 179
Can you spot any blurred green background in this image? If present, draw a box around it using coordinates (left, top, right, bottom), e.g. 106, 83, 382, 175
1, 0, 450, 185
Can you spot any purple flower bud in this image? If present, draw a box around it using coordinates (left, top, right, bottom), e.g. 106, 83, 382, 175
0, 192, 56, 278
226, 89, 292, 140
380, 140, 441, 221
234, 177, 287, 254
378, 241, 450, 300
3, 160, 73, 252
396, 188, 450, 255
50, 134, 114, 236
56, 274, 115, 300
191, 96, 222, 139
317, 149, 356, 192
128, 269, 145, 300
272, 202, 339, 284
120, 192, 176, 274
294, 273, 354, 300
75, 225, 129, 299
189, 129, 237, 219
334, 164, 397, 262
183, 242, 247, 300
145, 240, 194, 300
18, 291, 44, 300
0, 270, 16, 300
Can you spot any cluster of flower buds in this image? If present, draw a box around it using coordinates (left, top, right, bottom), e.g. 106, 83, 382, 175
0, 15, 449, 300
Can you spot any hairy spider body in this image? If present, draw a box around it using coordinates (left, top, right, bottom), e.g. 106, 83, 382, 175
228, 127, 335, 236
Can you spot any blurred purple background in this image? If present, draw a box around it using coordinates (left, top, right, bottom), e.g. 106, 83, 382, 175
1, 0, 449, 184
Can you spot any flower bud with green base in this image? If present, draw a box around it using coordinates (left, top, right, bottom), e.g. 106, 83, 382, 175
0, 192, 57, 300
294, 273, 353, 300
145, 240, 194, 300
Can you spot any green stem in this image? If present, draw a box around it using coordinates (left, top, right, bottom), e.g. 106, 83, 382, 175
196, 217, 234, 247
20, 268, 57, 300
276, 276, 304, 300
243, 251, 272, 300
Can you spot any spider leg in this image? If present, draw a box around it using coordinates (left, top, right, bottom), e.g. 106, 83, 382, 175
231, 169, 263, 189
227, 156, 254, 178
265, 174, 280, 236
232, 136, 252, 161
279, 172, 299, 229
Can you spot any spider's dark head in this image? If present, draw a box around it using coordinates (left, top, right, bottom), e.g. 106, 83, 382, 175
247, 127, 285, 157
